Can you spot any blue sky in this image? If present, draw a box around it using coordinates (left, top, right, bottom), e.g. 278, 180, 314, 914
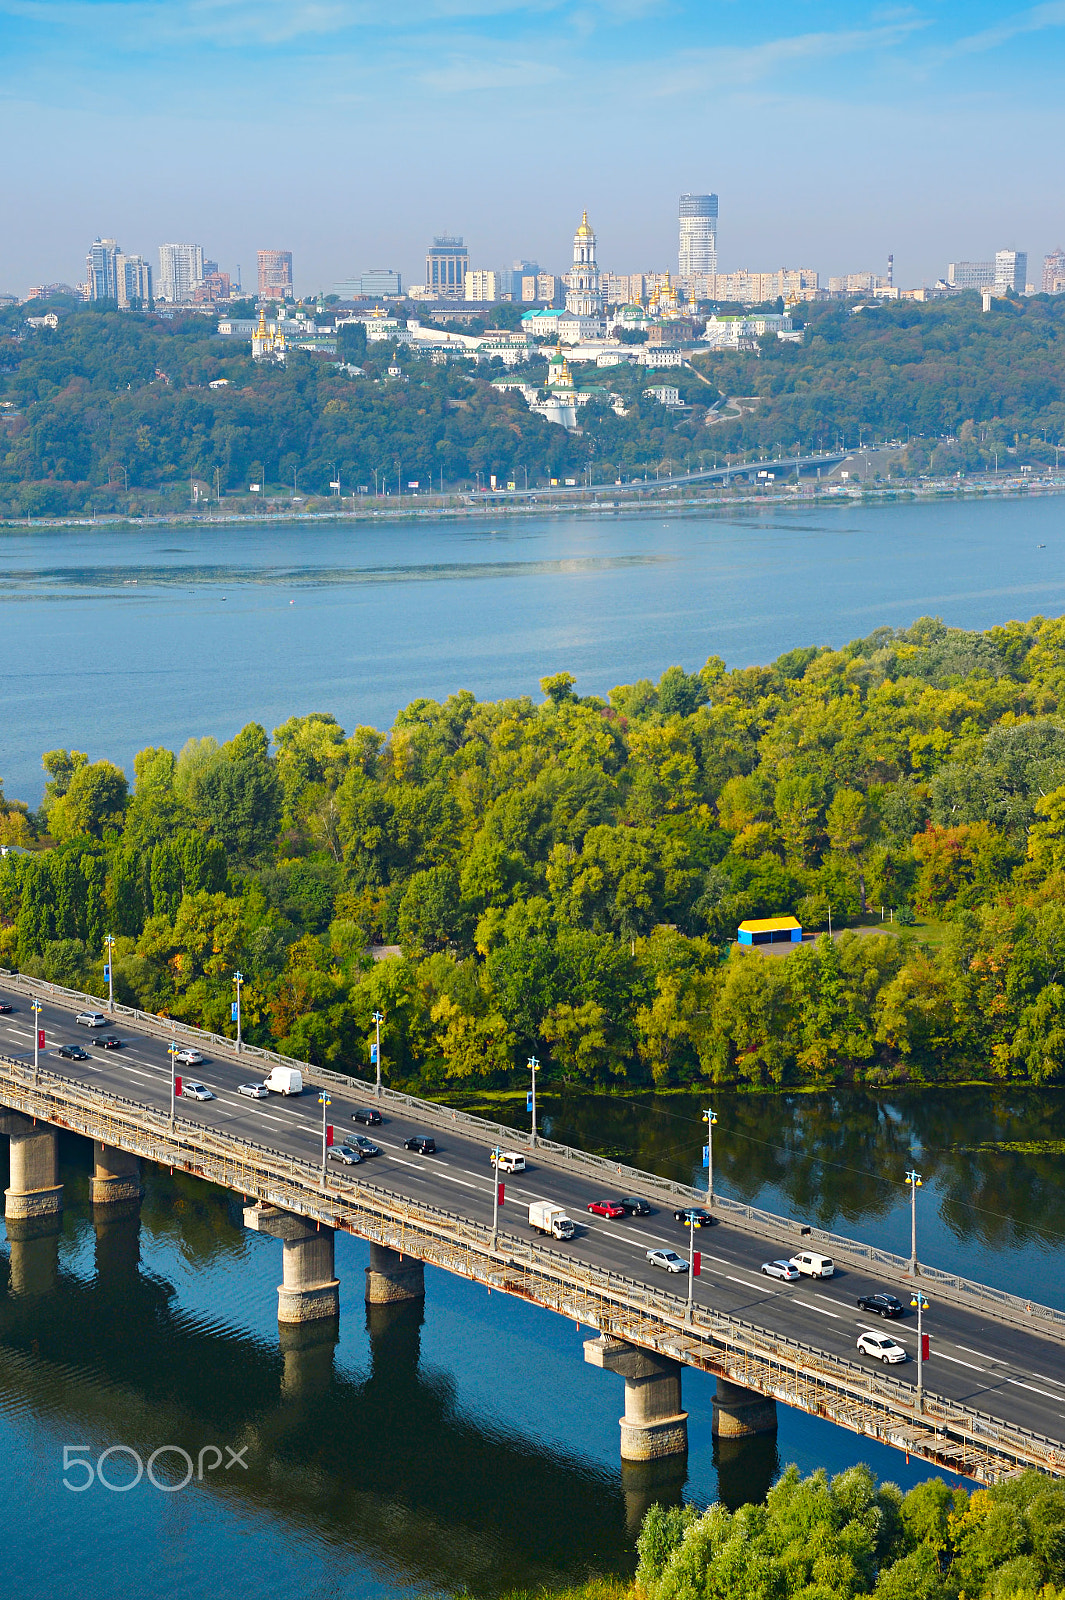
2, 0, 1064, 294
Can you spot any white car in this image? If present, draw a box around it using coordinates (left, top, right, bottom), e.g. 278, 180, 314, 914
761, 1259, 800, 1281
238, 1082, 269, 1099
181, 1080, 214, 1101
491, 1151, 526, 1173
647, 1248, 689, 1274
857, 1331, 908, 1364
76, 1011, 108, 1028
175, 1048, 206, 1066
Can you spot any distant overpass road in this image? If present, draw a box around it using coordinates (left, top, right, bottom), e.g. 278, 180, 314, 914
4, 978, 1065, 1468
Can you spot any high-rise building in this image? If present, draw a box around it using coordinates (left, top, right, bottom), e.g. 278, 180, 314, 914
157, 243, 205, 303
258, 249, 293, 301
465, 270, 500, 302
995, 249, 1027, 294
115, 253, 152, 308
425, 236, 469, 297
565, 211, 602, 317
85, 239, 120, 301
678, 194, 718, 277
1044, 249, 1065, 294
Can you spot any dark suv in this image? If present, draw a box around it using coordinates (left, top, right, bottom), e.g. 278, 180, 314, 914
403, 1135, 436, 1155
620, 1197, 652, 1216
857, 1292, 905, 1318
352, 1107, 383, 1126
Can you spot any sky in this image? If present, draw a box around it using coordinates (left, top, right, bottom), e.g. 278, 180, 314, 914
2, 0, 1065, 296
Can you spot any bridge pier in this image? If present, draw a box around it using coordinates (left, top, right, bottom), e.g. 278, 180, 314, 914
279, 1319, 338, 1400
584, 1335, 688, 1462
712, 1377, 778, 1439
243, 1204, 340, 1325
90, 1141, 142, 1207
0, 1112, 63, 1223
365, 1242, 424, 1305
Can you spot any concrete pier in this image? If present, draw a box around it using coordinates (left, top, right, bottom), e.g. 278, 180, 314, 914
90, 1141, 142, 1206
279, 1319, 339, 1400
712, 1377, 778, 1439
0, 1112, 62, 1222
6, 1215, 61, 1296
365, 1242, 425, 1305
584, 1334, 688, 1462
243, 1203, 340, 1324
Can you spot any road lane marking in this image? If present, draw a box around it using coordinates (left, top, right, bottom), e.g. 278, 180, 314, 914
726, 1275, 775, 1293
1007, 1378, 1065, 1400
793, 1299, 842, 1318
936, 1352, 987, 1373
954, 1346, 991, 1358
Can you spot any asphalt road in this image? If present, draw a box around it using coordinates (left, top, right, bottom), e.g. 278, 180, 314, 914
4, 982, 1065, 1448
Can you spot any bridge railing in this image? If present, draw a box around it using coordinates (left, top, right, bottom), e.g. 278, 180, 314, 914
4, 965, 1064, 1339
0, 1045, 1062, 1484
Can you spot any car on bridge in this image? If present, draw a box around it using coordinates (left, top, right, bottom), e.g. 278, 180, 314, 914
857, 1331, 908, 1364
175, 1048, 206, 1067
619, 1198, 652, 1216
587, 1199, 626, 1218
91, 1036, 122, 1050
351, 1136, 382, 1157
0, 1001, 13, 1013
761, 1259, 800, 1281
673, 1206, 714, 1227
790, 1251, 835, 1278
181, 1080, 214, 1101
238, 1082, 270, 1099
76, 1011, 108, 1028
857, 1292, 905, 1319
647, 1248, 689, 1274
329, 1144, 362, 1166
57, 1044, 90, 1061
352, 1107, 383, 1126
403, 1136, 436, 1155
491, 1151, 526, 1173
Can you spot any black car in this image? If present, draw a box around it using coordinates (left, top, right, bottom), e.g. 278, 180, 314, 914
351, 1135, 382, 1157
619, 1197, 652, 1216
57, 1044, 90, 1061
673, 1206, 714, 1227
352, 1107, 383, 1126
403, 1135, 436, 1155
0, 1002, 12, 1014
91, 1036, 122, 1050
857, 1292, 905, 1318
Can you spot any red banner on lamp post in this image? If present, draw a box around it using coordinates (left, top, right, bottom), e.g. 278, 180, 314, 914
37, 1029, 45, 1050
497, 1183, 505, 1207
326, 1125, 334, 1147
692, 1252, 701, 1277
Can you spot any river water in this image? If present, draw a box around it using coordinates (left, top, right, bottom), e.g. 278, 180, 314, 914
2, 492, 1064, 802
4, 495, 1065, 1597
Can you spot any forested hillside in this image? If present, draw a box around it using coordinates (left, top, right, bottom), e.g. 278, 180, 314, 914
1, 293, 1063, 515
6, 613, 1065, 1089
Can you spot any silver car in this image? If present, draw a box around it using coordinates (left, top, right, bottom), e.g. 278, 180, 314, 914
238, 1082, 270, 1099
181, 1080, 214, 1101
76, 1011, 108, 1028
329, 1144, 363, 1166
647, 1248, 689, 1274
761, 1259, 800, 1281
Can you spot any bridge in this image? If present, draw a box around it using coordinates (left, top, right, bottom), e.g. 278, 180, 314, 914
3, 967, 1065, 1488
470, 449, 857, 502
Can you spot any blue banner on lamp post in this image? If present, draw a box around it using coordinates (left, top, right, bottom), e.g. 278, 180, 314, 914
702, 1145, 710, 1167
231, 1001, 239, 1021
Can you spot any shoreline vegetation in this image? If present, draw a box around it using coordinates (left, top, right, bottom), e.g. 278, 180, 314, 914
6, 613, 1065, 1092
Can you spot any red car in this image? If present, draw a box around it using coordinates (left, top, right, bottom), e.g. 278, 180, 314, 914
587, 1200, 626, 1219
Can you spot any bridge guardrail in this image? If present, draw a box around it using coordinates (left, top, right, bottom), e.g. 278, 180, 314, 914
0, 1046, 1062, 1484
3, 966, 1063, 1341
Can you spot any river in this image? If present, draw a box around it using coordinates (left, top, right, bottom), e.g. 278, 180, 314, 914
2, 492, 1064, 802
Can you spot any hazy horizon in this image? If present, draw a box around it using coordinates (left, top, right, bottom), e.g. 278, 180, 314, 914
3, 0, 1065, 297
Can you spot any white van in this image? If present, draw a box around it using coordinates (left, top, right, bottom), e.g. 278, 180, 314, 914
264, 1066, 303, 1096
790, 1250, 834, 1279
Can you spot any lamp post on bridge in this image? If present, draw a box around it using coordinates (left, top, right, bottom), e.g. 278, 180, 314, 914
910, 1291, 929, 1412
319, 1092, 333, 1183
905, 1167, 922, 1275
491, 1144, 503, 1252
232, 970, 243, 1052
703, 1106, 718, 1209
528, 1055, 539, 1147
169, 1040, 180, 1129
32, 999, 41, 1086
104, 934, 115, 1012
372, 1010, 384, 1098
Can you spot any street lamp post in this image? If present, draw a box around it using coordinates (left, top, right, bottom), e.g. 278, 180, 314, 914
372, 1010, 384, 1098
169, 1040, 179, 1128
104, 934, 115, 1012
491, 1144, 502, 1251
905, 1167, 922, 1274
686, 1214, 696, 1321
32, 999, 41, 1086
703, 1107, 718, 1208
233, 970, 244, 1052
910, 1291, 929, 1411
528, 1055, 539, 1146
319, 1092, 332, 1182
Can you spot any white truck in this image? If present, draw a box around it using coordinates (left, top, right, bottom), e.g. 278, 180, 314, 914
529, 1201, 575, 1241
263, 1066, 303, 1095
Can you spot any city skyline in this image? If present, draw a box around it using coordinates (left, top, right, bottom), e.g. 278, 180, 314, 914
2, 1, 1064, 291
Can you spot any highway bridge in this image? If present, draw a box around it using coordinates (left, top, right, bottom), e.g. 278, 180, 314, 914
2, 968, 1065, 1486
470, 449, 856, 502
